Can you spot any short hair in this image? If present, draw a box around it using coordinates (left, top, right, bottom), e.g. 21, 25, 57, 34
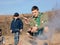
14, 12, 19, 17
31, 6, 39, 11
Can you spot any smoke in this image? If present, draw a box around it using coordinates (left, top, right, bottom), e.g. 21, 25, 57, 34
48, 10, 60, 33
36, 9, 60, 41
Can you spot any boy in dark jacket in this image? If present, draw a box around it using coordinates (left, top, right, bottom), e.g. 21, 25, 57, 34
10, 13, 23, 45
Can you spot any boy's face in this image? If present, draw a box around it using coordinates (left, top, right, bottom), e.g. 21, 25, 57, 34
32, 10, 39, 17
14, 16, 18, 19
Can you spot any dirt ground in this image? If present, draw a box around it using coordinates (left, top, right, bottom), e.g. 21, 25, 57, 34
4, 32, 60, 45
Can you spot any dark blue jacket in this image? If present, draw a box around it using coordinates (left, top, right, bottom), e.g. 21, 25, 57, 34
10, 18, 23, 33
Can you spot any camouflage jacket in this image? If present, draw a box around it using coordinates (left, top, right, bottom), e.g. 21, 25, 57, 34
29, 13, 48, 29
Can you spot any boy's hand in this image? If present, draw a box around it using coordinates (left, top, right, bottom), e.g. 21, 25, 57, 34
31, 26, 38, 32
10, 30, 12, 33
20, 29, 23, 32
44, 26, 48, 33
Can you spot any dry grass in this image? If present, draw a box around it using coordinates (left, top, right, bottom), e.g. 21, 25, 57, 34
4, 32, 60, 45
0, 10, 60, 45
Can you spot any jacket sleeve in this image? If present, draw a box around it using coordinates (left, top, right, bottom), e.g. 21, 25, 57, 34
19, 19, 23, 29
40, 14, 48, 28
10, 20, 13, 30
